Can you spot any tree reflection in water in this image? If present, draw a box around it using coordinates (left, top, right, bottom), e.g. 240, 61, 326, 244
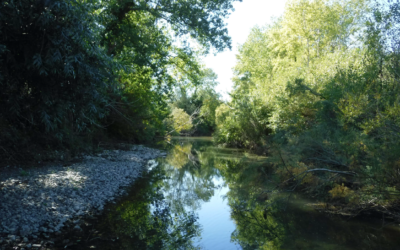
162, 139, 222, 214
74, 138, 400, 250
162, 138, 400, 250
218, 155, 400, 250
76, 164, 201, 250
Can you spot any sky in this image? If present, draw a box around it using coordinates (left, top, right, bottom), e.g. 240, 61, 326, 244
202, 0, 287, 100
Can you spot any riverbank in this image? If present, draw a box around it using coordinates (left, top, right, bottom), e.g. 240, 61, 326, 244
213, 141, 400, 224
0, 145, 166, 250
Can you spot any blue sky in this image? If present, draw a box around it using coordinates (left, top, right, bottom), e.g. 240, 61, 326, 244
203, 0, 287, 100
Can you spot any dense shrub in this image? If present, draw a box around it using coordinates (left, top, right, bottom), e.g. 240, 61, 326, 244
214, 0, 400, 206
0, 0, 115, 160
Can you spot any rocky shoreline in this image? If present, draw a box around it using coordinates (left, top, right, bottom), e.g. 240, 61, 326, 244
0, 145, 166, 250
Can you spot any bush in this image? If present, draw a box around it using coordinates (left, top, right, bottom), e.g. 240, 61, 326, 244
0, 0, 115, 162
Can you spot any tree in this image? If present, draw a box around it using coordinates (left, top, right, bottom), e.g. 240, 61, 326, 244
170, 67, 222, 135
0, 0, 114, 157
0, 0, 239, 161
93, 0, 240, 142
214, 0, 400, 213
166, 107, 194, 134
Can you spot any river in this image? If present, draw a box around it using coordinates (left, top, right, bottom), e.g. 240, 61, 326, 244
70, 137, 400, 250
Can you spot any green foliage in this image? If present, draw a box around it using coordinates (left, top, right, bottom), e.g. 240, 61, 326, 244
0, 0, 113, 131
0, 0, 238, 162
170, 68, 222, 135
0, 0, 116, 160
96, 0, 239, 142
166, 107, 194, 134
214, 96, 272, 149
215, 0, 400, 207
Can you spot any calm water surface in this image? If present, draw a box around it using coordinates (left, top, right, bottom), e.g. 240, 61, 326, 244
72, 137, 400, 250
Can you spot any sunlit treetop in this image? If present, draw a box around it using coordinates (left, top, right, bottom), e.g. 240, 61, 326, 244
99, 0, 242, 54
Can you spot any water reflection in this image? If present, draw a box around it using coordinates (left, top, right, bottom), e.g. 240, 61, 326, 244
70, 161, 201, 250
163, 139, 220, 213
230, 195, 400, 250
101, 165, 201, 250
160, 138, 239, 249
73, 137, 400, 249
161, 138, 400, 250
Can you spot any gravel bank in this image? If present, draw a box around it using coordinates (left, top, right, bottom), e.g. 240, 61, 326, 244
0, 145, 166, 248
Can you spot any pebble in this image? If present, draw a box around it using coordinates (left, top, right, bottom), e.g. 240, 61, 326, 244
0, 145, 164, 242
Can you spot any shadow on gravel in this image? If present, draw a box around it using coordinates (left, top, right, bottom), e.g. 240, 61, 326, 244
0, 147, 167, 249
